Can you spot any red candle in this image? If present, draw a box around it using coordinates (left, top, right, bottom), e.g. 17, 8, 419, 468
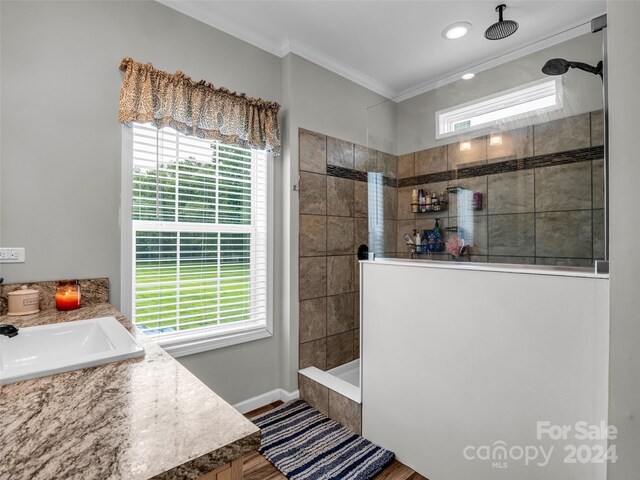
56, 280, 81, 311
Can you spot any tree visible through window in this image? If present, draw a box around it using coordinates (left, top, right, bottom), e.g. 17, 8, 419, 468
131, 123, 268, 338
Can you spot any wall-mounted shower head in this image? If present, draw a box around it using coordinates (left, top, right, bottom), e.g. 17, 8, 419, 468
542, 58, 603, 79
484, 4, 519, 40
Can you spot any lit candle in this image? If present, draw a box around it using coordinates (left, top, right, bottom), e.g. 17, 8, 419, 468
56, 280, 81, 311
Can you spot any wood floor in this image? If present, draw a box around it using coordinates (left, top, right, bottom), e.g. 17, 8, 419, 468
243, 401, 427, 480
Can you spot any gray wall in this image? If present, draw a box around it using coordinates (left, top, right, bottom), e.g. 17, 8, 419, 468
390, 31, 604, 155
0, 0, 284, 404
607, 1, 640, 478
0, 1, 396, 403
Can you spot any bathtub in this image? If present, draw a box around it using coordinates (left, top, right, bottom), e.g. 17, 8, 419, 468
299, 359, 361, 404
298, 358, 362, 433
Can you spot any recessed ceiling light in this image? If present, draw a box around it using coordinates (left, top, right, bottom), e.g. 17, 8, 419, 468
442, 22, 472, 40
462, 73, 475, 80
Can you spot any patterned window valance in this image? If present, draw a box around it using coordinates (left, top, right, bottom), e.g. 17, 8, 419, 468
118, 58, 281, 155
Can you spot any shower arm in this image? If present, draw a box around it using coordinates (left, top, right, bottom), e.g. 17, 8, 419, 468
569, 60, 603, 77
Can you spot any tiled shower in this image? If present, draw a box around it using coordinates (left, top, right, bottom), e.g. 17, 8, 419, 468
298, 129, 397, 372
297, 128, 397, 433
296, 110, 605, 433
396, 111, 605, 266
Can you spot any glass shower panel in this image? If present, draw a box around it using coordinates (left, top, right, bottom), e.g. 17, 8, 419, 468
366, 28, 606, 268
367, 172, 385, 255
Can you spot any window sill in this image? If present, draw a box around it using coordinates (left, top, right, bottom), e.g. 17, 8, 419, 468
152, 326, 272, 358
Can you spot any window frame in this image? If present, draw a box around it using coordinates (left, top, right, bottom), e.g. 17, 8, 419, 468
120, 125, 274, 358
435, 77, 563, 140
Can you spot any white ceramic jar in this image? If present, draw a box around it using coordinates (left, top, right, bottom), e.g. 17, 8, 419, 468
7, 286, 40, 316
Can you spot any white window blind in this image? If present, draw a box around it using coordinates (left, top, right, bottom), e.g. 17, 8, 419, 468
131, 123, 268, 344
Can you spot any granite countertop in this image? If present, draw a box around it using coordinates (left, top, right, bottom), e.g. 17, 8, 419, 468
0, 303, 261, 480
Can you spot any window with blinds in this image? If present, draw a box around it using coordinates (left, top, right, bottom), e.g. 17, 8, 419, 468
130, 123, 269, 344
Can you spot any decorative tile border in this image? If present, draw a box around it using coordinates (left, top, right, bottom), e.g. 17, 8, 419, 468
398, 145, 604, 188
326, 165, 398, 187
326, 146, 603, 189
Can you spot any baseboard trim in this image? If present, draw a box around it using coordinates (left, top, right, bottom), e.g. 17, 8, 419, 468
233, 388, 300, 414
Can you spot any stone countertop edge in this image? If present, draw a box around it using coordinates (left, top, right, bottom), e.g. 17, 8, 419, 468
0, 303, 261, 480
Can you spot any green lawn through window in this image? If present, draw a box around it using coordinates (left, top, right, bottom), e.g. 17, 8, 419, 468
134, 263, 251, 332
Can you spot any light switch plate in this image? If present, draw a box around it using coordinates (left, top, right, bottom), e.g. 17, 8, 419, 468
0, 248, 25, 263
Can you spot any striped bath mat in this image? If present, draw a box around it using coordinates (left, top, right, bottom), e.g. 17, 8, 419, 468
252, 399, 395, 480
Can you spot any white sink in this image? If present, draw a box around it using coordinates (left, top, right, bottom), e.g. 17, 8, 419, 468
0, 316, 145, 385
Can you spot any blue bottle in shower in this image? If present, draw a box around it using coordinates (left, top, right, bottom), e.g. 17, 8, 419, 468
426, 219, 444, 252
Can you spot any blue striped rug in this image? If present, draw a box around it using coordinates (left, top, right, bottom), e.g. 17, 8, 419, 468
252, 399, 395, 480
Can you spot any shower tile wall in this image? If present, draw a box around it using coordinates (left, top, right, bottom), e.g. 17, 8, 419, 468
299, 128, 397, 371
298, 373, 362, 434
396, 111, 605, 266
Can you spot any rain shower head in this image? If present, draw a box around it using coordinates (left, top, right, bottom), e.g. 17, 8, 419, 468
542, 58, 603, 79
484, 4, 519, 40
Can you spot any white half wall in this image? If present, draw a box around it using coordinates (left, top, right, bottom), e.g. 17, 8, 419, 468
606, 1, 640, 478
362, 260, 609, 480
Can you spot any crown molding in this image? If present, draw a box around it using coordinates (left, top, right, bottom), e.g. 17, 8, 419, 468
157, 1, 604, 104
393, 15, 601, 102
156, 0, 288, 57
286, 39, 397, 99
156, 0, 396, 98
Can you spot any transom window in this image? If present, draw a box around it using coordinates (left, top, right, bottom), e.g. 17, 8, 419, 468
125, 123, 271, 356
436, 77, 562, 139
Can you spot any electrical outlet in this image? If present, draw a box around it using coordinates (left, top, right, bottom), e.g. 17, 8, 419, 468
0, 248, 25, 263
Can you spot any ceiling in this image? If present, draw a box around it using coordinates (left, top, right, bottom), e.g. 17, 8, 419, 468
157, 0, 606, 101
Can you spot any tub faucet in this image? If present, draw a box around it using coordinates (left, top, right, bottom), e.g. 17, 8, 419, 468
0, 324, 19, 338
